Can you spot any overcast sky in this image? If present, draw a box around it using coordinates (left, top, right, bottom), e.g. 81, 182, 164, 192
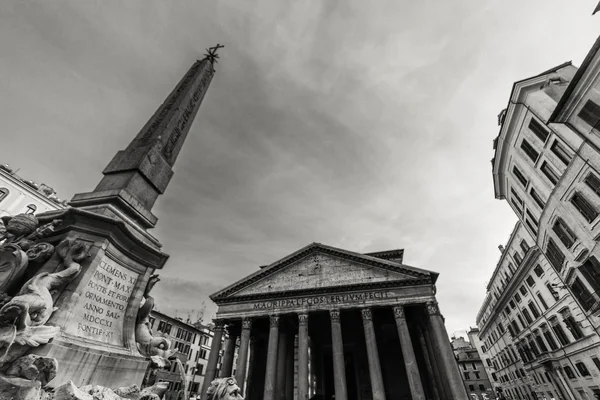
1, 0, 599, 336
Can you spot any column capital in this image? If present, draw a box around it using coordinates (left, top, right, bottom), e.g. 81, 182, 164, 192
213, 319, 225, 330
426, 301, 440, 316
393, 305, 405, 319
361, 308, 372, 321
269, 314, 280, 327
330, 309, 341, 322
298, 313, 309, 326
242, 318, 252, 330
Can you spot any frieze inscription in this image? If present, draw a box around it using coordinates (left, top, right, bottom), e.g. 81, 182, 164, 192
65, 256, 139, 346
252, 291, 391, 310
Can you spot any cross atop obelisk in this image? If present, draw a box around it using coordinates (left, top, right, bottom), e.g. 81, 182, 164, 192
70, 45, 223, 231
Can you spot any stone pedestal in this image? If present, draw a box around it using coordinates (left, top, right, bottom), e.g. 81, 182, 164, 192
28, 208, 168, 388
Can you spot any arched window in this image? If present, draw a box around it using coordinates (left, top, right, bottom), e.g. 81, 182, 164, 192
0, 188, 8, 203
25, 204, 37, 214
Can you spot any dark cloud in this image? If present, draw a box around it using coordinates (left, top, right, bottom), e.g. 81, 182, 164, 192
0, 0, 598, 333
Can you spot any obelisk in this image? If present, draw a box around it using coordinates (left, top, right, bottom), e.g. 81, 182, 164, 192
30, 45, 223, 388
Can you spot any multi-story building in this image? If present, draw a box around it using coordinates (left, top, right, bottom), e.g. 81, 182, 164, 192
469, 327, 502, 395
149, 310, 237, 400
476, 35, 600, 400
452, 336, 497, 399
0, 163, 66, 216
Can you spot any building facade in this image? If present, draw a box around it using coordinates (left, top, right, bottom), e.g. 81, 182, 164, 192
149, 311, 237, 400
476, 35, 600, 400
452, 336, 497, 400
468, 327, 503, 396
207, 242, 469, 400
0, 164, 66, 217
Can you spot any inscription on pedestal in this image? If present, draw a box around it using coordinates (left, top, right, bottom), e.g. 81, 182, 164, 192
65, 255, 139, 346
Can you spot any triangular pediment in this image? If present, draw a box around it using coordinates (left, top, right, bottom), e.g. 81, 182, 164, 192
211, 243, 437, 302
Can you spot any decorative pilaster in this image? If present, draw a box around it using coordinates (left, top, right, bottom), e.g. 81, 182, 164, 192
201, 319, 225, 400
330, 309, 348, 400
393, 306, 425, 400
220, 324, 239, 377
425, 301, 468, 400
235, 318, 252, 391
298, 313, 310, 400
263, 315, 280, 400
361, 308, 386, 400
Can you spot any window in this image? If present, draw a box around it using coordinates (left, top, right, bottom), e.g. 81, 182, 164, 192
528, 302, 540, 319
25, 204, 37, 214
541, 161, 559, 185
464, 372, 470, 380
199, 349, 208, 359
479, 384, 485, 391
148, 317, 155, 329
552, 218, 577, 248
513, 166, 528, 187
510, 300, 516, 309
526, 210, 539, 228
520, 285, 527, 295
511, 188, 524, 215
468, 384, 474, 391
578, 99, 600, 128
165, 323, 172, 335
571, 277, 595, 311
475, 371, 480, 379
564, 366, 576, 379
580, 257, 600, 294
526, 276, 535, 287
533, 265, 544, 278
515, 293, 522, 303
584, 173, 600, 198
522, 308, 533, 324
511, 188, 524, 207
514, 252, 523, 265
196, 364, 204, 375
550, 317, 571, 346
546, 238, 565, 271
521, 140, 540, 163
563, 314, 584, 340
158, 321, 166, 332
551, 140, 571, 166
592, 357, 600, 372
546, 282, 560, 301
529, 118, 549, 143
542, 326, 558, 350
520, 240, 530, 253
576, 362, 591, 377
0, 188, 8, 203
530, 187, 546, 209
537, 292, 548, 310
472, 362, 477, 370
462, 363, 467, 370
535, 333, 548, 352
571, 192, 598, 222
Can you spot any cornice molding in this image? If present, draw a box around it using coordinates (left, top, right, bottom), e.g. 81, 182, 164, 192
213, 278, 432, 304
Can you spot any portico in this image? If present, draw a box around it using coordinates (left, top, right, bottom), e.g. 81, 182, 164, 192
205, 243, 468, 400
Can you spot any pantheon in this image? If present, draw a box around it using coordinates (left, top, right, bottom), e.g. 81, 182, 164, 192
203, 243, 468, 400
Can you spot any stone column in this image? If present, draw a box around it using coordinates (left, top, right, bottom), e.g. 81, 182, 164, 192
298, 313, 310, 400
235, 318, 252, 391
330, 309, 348, 400
416, 325, 441, 400
425, 301, 468, 400
285, 333, 295, 400
276, 330, 289, 400
393, 306, 425, 400
361, 308, 386, 400
263, 315, 280, 400
244, 337, 256, 399
220, 324, 239, 378
201, 319, 225, 400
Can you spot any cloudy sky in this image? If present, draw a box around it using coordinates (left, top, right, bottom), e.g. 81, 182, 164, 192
1, 0, 599, 335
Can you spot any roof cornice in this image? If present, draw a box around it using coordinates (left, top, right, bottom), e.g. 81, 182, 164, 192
486, 221, 523, 290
